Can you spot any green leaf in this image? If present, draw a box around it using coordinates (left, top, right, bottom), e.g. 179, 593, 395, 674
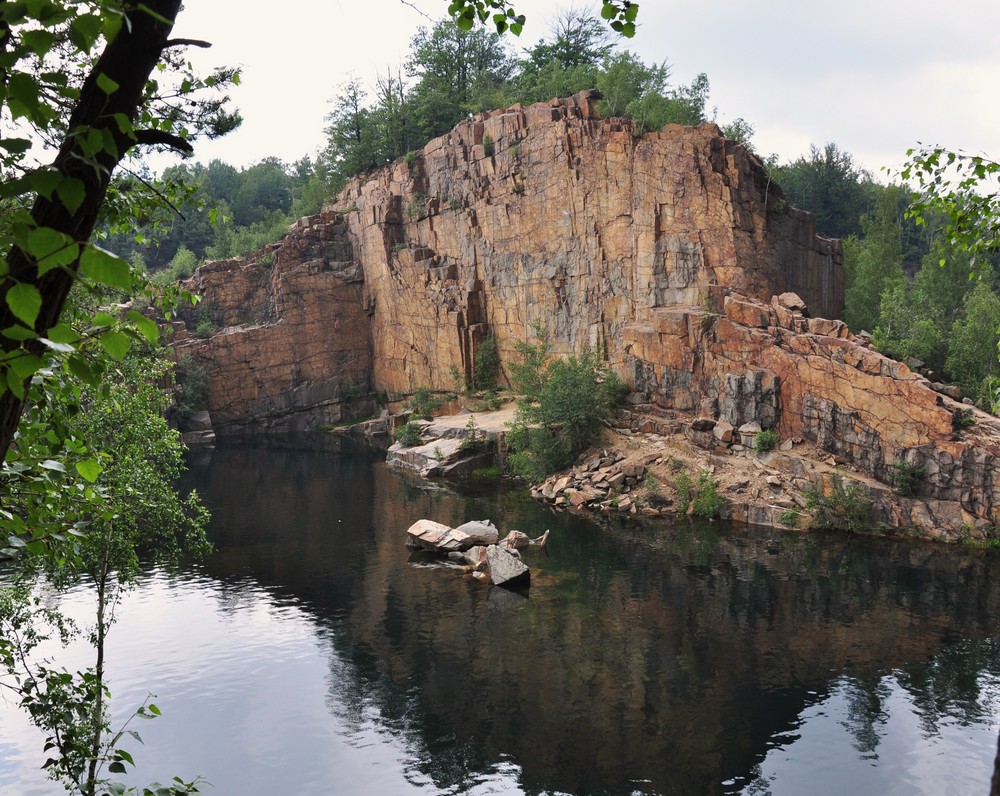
96, 72, 120, 96
10, 351, 46, 379
2, 324, 38, 342
67, 354, 98, 385
46, 322, 78, 344
80, 247, 134, 291
21, 28, 55, 57
39, 459, 66, 472
6, 282, 42, 326
69, 13, 102, 51
115, 748, 135, 766
4, 368, 22, 399
56, 177, 86, 214
0, 138, 32, 154
7, 72, 40, 118
99, 330, 130, 360
126, 310, 159, 344
75, 459, 103, 482
25, 226, 78, 274
90, 311, 117, 328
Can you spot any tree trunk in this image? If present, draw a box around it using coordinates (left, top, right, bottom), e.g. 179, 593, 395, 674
0, 0, 184, 459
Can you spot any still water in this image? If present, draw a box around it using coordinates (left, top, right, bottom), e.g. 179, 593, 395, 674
1, 441, 999, 795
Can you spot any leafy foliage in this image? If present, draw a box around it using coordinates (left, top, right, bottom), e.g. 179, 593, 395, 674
674, 470, 692, 514
473, 334, 501, 390
395, 421, 423, 447
319, 9, 748, 199
753, 429, 779, 453
506, 329, 626, 480
691, 469, 724, 518
445, 0, 640, 38
890, 460, 924, 498
805, 478, 874, 533
901, 147, 1000, 267
409, 386, 445, 420
769, 143, 876, 239
1, 347, 210, 795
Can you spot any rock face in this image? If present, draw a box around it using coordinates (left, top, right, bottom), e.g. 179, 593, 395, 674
173, 91, 1000, 535
175, 91, 839, 432
173, 219, 376, 437
624, 291, 1000, 527
335, 91, 841, 397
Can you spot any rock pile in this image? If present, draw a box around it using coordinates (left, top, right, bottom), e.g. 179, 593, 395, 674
531, 449, 665, 515
404, 518, 544, 588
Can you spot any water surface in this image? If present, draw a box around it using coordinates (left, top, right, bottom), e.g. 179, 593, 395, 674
0, 441, 998, 794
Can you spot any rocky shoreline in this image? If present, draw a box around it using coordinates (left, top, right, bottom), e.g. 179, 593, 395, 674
372, 399, 998, 546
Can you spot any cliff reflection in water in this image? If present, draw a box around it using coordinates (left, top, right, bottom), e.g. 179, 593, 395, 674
191, 443, 1000, 795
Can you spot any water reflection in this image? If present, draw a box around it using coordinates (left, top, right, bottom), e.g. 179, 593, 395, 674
189, 443, 1000, 795
0, 441, 997, 795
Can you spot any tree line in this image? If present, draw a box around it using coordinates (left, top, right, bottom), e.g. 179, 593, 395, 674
772, 143, 1000, 408
320, 10, 751, 194
104, 9, 750, 278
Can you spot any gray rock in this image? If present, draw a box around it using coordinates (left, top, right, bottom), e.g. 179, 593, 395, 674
485, 545, 530, 588
452, 520, 500, 546
459, 545, 489, 569
501, 530, 530, 550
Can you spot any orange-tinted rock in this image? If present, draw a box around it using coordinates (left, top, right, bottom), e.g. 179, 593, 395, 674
176, 93, 1000, 533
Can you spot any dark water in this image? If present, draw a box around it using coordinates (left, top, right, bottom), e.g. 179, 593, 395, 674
1, 441, 999, 795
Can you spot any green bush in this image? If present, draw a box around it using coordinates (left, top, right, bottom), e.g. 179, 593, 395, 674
409, 387, 443, 420
781, 508, 801, 527
674, 470, 692, 513
644, 473, 666, 505
692, 469, 724, 518
805, 478, 873, 533
953, 408, 976, 429
174, 355, 209, 426
754, 429, 779, 453
509, 321, 550, 402
506, 423, 572, 481
473, 334, 501, 390
152, 245, 199, 286
395, 421, 423, 447
506, 338, 627, 480
449, 364, 467, 395
483, 390, 502, 411
483, 134, 495, 157
890, 460, 924, 497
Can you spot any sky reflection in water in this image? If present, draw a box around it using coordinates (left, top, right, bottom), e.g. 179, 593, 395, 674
0, 441, 997, 795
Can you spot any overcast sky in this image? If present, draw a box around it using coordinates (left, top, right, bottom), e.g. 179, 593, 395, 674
166, 0, 1000, 178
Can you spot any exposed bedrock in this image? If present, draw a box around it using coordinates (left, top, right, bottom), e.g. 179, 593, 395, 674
172, 91, 999, 532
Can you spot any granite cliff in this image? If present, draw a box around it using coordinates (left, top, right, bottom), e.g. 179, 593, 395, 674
171, 91, 1000, 538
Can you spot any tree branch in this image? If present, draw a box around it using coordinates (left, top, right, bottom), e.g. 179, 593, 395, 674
133, 128, 194, 153
163, 37, 211, 49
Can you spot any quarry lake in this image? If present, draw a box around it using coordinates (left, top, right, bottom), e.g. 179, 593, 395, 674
1, 441, 999, 795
